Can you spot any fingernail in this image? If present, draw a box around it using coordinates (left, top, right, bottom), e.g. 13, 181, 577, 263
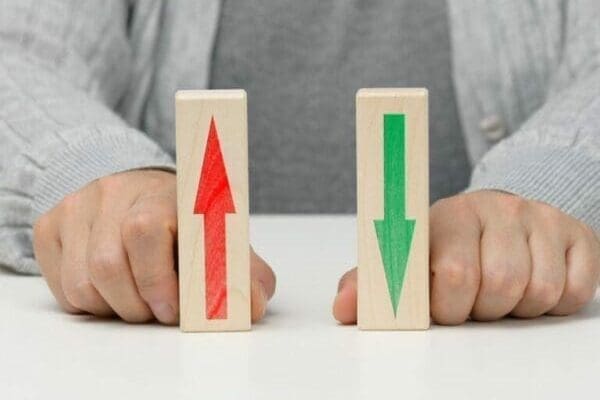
337, 280, 347, 294
150, 302, 176, 324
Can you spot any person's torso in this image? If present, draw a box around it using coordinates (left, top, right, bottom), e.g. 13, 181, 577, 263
210, 0, 470, 212
122, 1, 571, 213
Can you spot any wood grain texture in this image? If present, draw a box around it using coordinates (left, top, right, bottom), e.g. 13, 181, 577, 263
357, 88, 430, 330
176, 90, 250, 332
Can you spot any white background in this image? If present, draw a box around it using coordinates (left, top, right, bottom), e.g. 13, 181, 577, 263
1, 216, 599, 399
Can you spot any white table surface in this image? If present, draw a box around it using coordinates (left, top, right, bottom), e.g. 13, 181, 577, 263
1, 215, 599, 399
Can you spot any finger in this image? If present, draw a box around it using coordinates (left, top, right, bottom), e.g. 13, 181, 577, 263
332, 267, 357, 324
33, 213, 80, 313
548, 226, 600, 315
250, 248, 276, 322
511, 229, 566, 318
471, 221, 530, 321
59, 212, 112, 317
87, 214, 153, 323
121, 197, 179, 325
430, 199, 481, 325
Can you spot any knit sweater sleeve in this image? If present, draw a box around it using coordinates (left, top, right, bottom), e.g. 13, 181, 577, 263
468, 6, 600, 234
467, 70, 600, 233
0, 1, 174, 274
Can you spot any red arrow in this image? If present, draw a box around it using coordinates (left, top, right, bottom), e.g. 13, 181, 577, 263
194, 117, 235, 319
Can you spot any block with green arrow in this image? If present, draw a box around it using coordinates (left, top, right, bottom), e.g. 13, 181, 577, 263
357, 88, 429, 330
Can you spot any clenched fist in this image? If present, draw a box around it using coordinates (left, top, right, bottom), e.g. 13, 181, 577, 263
333, 190, 600, 325
33, 170, 276, 324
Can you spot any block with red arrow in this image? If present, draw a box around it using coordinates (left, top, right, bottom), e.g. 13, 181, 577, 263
175, 90, 251, 332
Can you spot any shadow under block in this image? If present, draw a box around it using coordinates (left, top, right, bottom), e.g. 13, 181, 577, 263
176, 90, 251, 332
357, 88, 430, 330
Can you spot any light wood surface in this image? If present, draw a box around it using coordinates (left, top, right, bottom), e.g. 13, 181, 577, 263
176, 89, 250, 332
357, 88, 430, 330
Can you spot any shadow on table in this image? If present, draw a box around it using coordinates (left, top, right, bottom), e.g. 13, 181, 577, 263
0, 265, 17, 276
34, 298, 283, 329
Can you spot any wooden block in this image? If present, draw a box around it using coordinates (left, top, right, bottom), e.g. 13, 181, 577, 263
356, 88, 430, 330
176, 90, 251, 332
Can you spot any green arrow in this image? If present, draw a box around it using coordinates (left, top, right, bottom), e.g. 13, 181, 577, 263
374, 114, 416, 316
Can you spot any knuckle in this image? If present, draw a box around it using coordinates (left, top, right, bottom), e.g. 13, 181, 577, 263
122, 210, 157, 240
526, 280, 563, 309
430, 258, 478, 326
482, 263, 527, 300
498, 195, 528, 219
433, 257, 477, 290
88, 249, 125, 284
534, 207, 571, 238
534, 201, 562, 219
63, 279, 97, 310
485, 273, 516, 298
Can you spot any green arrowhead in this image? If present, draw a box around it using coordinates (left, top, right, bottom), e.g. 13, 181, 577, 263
374, 114, 416, 316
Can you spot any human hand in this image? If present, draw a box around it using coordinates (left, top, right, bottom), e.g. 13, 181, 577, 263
333, 190, 600, 324
33, 170, 275, 324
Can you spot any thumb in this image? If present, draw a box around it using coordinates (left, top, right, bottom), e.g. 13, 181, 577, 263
250, 248, 276, 322
333, 267, 358, 324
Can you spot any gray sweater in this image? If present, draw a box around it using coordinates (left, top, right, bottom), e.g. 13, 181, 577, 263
212, 0, 470, 212
1, 0, 599, 274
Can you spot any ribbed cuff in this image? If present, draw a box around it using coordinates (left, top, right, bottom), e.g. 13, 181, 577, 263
32, 126, 175, 220
467, 145, 600, 233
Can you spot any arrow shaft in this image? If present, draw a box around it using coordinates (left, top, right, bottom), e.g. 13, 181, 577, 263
383, 114, 406, 218
203, 211, 227, 319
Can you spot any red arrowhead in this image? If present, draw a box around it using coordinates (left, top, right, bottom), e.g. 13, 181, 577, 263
194, 117, 235, 215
